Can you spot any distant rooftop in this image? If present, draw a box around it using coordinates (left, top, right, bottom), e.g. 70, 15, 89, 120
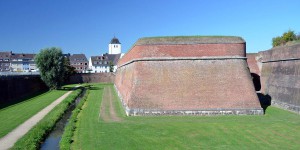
90, 53, 121, 66
110, 36, 121, 44
70, 54, 88, 62
135, 36, 245, 45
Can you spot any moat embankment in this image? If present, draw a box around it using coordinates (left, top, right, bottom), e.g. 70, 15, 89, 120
40, 88, 86, 150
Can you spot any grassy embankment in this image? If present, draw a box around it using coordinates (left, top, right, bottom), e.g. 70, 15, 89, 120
71, 83, 300, 150
12, 86, 83, 149
60, 85, 90, 150
0, 90, 69, 138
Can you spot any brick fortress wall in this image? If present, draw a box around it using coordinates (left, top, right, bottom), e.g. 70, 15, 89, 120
246, 53, 262, 91
0, 73, 115, 107
259, 43, 300, 113
68, 73, 115, 84
0, 75, 48, 107
115, 36, 263, 116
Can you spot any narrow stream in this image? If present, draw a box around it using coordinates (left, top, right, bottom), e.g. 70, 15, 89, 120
40, 89, 85, 150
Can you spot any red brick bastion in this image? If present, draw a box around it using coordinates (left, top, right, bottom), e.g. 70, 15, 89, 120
115, 36, 263, 116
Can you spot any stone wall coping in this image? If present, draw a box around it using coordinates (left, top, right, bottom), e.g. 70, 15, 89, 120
118, 56, 247, 68
134, 36, 245, 46
262, 57, 300, 63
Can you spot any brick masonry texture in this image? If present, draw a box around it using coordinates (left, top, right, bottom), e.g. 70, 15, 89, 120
68, 73, 115, 84
247, 53, 261, 75
0, 75, 48, 107
259, 43, 300, 114
115, 36, 263, 116
246, 53, 262, 91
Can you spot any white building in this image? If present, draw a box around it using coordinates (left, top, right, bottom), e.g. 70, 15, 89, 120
109, 36, 121, 54
88, 37, 122, 73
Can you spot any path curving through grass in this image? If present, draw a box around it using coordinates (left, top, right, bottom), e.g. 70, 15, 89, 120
100, 86, 123, 122
0, 90, 68, 138
0, 90, 74, 150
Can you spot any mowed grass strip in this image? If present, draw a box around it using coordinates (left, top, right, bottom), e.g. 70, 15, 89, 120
72, 83, 300, 150
0, 85, 77, 138
13, 88, 82, 149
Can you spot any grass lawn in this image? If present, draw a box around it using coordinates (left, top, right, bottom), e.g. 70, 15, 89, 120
72, 83, 300, 150
0, 86, 76, 138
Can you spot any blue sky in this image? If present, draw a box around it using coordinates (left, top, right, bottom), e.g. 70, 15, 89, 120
0, 0, 299, 58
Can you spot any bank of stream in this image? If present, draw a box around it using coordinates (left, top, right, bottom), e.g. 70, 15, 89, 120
40, 88, 86, 150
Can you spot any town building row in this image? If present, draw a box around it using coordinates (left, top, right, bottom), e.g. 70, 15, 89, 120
0, 37, 123, 73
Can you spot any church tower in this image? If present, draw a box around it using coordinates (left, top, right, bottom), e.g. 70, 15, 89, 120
108, 36, 121, 54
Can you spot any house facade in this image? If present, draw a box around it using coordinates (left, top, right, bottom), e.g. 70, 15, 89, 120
89, 53, 121, 73
69, 54, 88, 73
0, 52, 12, 72
0, 52, 37, 72
10, 53, 36, 72
89, 36, 123, 73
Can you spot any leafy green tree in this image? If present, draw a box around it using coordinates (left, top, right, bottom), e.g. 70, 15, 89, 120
109, 61, 114, 72
35, 47, 65, 89
282, 30, 296, 43
272, 36, 283, 47
63, 57, 76, 83
272, 30, 297, 47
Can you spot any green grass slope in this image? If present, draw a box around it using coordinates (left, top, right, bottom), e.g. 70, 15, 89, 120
0, 90, 69, 138
72, 83, 300, 150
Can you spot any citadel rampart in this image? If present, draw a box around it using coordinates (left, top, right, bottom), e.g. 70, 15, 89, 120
259, 43, 300, 113
0, 75, 48, 107
115, 36, 263, 116
68, 73, 115, 84
0, 73, 114, 108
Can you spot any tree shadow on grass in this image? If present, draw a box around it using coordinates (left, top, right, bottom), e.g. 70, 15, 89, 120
0, 90, 49, 110
257, 93, 272, 114
58, 84, 103, 91
58, 87, 75, 91
87, 86, 103, 91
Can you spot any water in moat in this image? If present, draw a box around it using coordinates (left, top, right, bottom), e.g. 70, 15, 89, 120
40, 89, 85, 150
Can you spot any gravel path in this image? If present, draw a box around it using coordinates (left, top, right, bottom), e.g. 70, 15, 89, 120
100, 87, 122, 122
0, 90, 73, 150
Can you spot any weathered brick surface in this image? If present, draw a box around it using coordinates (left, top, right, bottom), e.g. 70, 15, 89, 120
115, 36, 262, 116
246, 53, 262, 91
119, 44, 246, 67
68, 73, 115, 84
246, 53, 260, 75
0, 75, 48, 107
259, 43, 300, 114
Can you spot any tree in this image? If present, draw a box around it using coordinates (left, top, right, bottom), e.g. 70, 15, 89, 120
272, 30, 297, 47
63, 57, 76, 83
109, 61, 114, 72
282, 30, 296, 43
35, 47, 65, 90
272, 36, 283, 47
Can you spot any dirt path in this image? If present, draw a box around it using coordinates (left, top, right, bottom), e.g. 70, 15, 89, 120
0, 90, 74, 150
100, 87, 122, 122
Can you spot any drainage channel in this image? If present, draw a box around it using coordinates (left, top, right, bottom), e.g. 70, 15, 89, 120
40, 88, 86, 150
